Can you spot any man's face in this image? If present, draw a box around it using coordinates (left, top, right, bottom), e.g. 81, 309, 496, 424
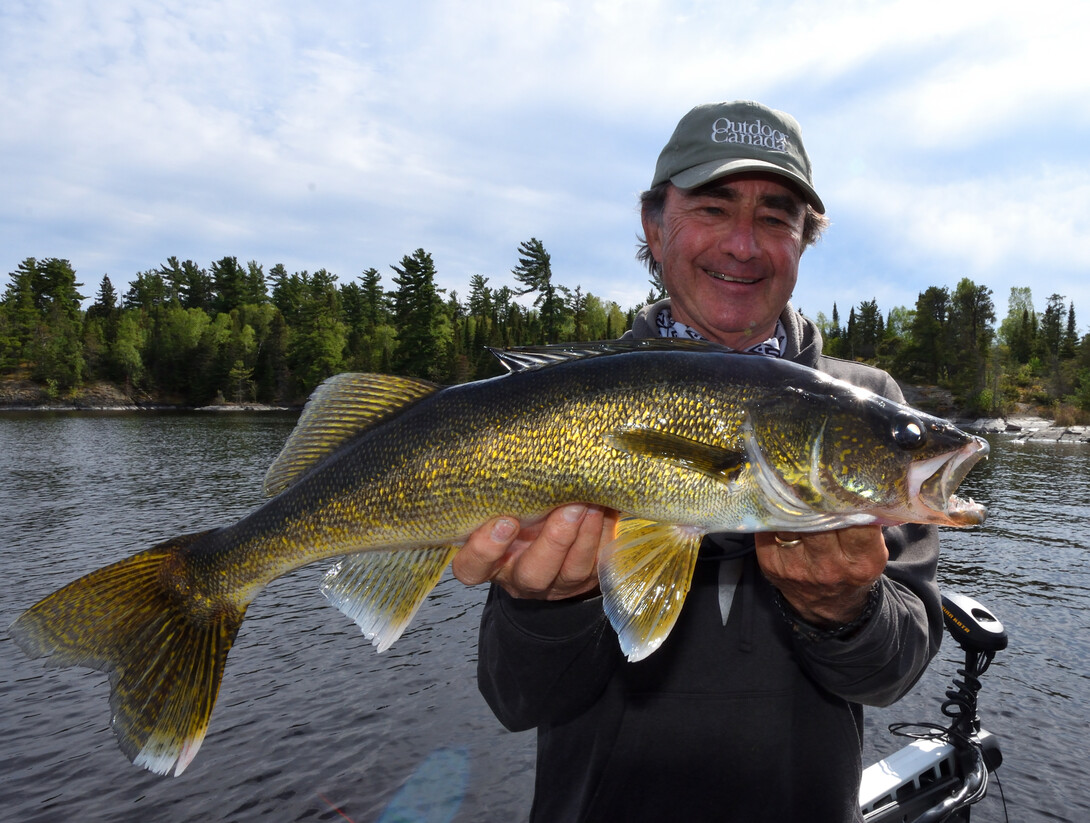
642, 174, 806, 349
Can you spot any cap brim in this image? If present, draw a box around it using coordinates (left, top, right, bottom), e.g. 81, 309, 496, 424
670, 158, 824, 214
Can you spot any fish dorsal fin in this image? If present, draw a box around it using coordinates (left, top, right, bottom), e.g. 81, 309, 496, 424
263, 372, 440, 496
605, 428, 748, 484
599, 517, 705, 661
321, 546, 459, 652
489, 338, 738, 373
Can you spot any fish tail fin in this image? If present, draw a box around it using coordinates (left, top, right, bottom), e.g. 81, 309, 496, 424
9, 530, 244, 776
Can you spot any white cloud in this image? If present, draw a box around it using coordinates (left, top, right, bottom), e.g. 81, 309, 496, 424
1, 0, 1088, 330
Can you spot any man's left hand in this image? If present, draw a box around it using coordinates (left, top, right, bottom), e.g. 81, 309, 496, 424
755, 525, 887, 626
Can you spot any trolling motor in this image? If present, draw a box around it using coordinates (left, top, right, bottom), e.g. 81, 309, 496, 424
940, 593, 1008, 740
913, 593, 1009, 822
861, 592, 1009, 823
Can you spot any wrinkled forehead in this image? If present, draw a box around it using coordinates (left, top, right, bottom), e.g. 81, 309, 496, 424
684, 172, 808, 214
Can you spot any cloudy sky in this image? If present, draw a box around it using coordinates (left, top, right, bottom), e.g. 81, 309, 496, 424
3, 0, 1088, 329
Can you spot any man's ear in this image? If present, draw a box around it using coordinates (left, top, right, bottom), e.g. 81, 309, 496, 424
641, 205, 663, 263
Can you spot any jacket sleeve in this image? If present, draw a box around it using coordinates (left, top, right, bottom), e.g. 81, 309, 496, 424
476, 586, 624, 731
787, 522, 944, 707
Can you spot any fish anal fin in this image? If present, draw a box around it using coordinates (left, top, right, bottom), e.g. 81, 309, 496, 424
599, 518, 705, 662
321, 546, 459, 652
9, 530, 241, 777
605, 428, 747, 483
263, 373, 440, 497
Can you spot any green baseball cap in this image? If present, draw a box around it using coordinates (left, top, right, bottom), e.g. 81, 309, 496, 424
651, 100, 824, 213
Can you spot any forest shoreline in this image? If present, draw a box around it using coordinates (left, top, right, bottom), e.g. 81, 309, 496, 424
4, 375, 1087, 444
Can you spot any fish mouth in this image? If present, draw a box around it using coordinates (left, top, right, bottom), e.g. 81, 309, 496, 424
909, 436, 990, 526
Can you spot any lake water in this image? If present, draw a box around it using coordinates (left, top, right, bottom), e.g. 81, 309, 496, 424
1, 413, 1087, 822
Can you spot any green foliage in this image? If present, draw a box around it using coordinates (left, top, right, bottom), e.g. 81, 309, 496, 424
391, 249, 443, 380
512, 238, 565, 343
0, 258, 86, 387
3, 252, 1086, 420
1068, 369, 1090, 413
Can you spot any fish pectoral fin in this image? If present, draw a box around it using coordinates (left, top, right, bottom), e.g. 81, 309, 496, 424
605, 428, 747, 483
263, 372, 440, 497
599, 518, 705, 662
8, 530, 241, 777
320, 546, 459, 653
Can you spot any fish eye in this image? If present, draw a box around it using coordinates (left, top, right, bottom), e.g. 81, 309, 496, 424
892, 415, 926, 450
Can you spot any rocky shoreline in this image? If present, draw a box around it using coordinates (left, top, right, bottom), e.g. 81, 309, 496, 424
0, 380, 297, 413
957, 415, 1090, 444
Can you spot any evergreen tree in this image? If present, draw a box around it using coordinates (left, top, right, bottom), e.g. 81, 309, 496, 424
1037, 294, 1066, 361
288, 269, 346, 393
895, 286, 951, 383
211, 256, 250, 314
949, 278, 996, 404
124, 270, 168, 309
1, 258, 86, 388
391, 249, 443, 379
1062, 303, 1078, 360
998, 287, 1036, 364
84, 275, 121, 380
845, 306, 857, 359
359, 267, 388, 328
269, 264, 303, 324
245, 260, 268, 305
86, 275, 118, 320
467, 275, 493, 318
0, 262, 38, 369
854, 298, 882, 360
512, 238, 564, 343
158, 257, 185, 304
564, 284, 588, 341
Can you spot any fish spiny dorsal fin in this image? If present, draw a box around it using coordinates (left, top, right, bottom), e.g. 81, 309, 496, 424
263, 372, 440, 497
489, 338, 736, 373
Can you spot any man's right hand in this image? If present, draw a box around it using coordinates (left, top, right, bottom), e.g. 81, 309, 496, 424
452, 505, 617, 600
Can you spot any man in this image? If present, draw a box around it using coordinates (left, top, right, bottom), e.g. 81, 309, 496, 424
452, 101, 942, 822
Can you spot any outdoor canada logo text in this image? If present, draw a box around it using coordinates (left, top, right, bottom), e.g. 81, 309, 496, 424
710, 117, 789, 153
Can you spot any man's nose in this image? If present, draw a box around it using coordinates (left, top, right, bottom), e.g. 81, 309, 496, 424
718, 214, 760, 261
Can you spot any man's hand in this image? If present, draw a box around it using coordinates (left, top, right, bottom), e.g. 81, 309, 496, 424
755, 525, 887, 626
452, 505, 618, 600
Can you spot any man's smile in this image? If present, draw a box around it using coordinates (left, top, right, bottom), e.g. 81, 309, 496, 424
705, 269, 759, 285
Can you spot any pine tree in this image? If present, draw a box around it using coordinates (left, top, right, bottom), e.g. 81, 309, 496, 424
512, 238, 564, 343
391, 249, 443, 379
1061, 303, 1078, 360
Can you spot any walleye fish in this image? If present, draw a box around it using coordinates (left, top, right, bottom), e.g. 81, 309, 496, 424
10, 340, 987, 776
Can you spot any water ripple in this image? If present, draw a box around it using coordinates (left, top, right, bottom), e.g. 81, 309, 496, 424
3, 421, 1088, 821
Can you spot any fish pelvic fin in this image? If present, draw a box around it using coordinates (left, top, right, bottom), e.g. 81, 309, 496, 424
599, 518, 705, 662
263, 372, 440, 497
321, 545, 459, 652
8, 530, 244, 777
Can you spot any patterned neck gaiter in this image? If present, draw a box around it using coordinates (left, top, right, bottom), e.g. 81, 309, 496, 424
655, 308, 786, 358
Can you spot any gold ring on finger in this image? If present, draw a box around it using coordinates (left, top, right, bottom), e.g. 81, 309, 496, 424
774, 534, 803, 548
